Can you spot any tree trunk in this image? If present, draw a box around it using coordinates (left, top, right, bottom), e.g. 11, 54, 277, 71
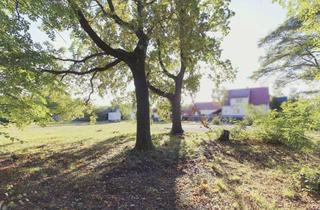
170, 95, 184, 135
131, 60, 153, 151
170, 76, 184, 135
217, 129, 230, 142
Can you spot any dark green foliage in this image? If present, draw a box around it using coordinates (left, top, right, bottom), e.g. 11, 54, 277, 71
300, 166, 320, 194
0, 1, 87, 128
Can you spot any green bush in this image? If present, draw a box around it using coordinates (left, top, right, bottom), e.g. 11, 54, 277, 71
251, 98, 320, 149
230, 120, 249, 140
212, 116, 221, 125
300, 166, 320, 194
244, 105, 268, 126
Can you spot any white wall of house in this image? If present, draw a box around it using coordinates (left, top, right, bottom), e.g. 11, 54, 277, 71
222, 102, 269, 118
222, 106, 245, 117
200, 109, 217, 115
230, 97, 249, 106
222, 97, 249, 117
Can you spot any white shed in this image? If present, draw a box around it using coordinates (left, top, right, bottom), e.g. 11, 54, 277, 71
108, 109, 121, 121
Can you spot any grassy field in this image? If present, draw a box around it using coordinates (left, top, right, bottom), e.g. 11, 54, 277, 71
0, 121, 170, 155
0, 122, 319, 209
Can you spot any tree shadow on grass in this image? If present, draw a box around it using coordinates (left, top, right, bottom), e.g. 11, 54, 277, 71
94, 135, 185, 209
200, 139, 317, 169
0, 133, 185, 210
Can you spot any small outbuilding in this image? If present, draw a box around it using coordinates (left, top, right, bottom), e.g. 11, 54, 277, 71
107, 109, 121, 122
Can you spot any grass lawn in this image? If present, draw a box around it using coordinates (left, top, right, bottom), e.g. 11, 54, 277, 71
0, 122, 319, 209
0, 121, 170, 155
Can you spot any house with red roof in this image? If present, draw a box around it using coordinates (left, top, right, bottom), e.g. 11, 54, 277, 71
221, 87, 270, 119
182, 102, 221, 121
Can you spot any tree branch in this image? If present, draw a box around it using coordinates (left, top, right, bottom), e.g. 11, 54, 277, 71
85, 71, 97, 104
305, 48, 320, 69
39, 59, 121, 75
15, 0, 21, 21
147, 82, 174, 99
157, 40, 177, 80
299, 55, 317, 66
177, 50, 186, 78
75, 7, 127, 60
292, 39, 320, 69
133, 0, 145, 38
94, 0, 139, 37
106, 0, 115, 12
52, 52, 106, 63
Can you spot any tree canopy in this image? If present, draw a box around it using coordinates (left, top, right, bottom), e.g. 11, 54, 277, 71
146, 0, 234, 134
0, 5, 85, 128
252, 0, 320, 87
148, 0, 234, 94
275, 0, 320, 42
252, 17, 320, 86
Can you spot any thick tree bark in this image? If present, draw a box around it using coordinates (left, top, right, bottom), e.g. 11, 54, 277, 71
130, 59, 153, 151
74, 4, 153, 151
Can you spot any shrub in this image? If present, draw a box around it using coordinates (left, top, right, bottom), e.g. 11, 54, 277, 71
229, 120, 249, 141
251, 98, 320, 149
89, 114, 97, 125
244, 105, 268, 126
212, 116, 221, 125
300, 166, 320, 194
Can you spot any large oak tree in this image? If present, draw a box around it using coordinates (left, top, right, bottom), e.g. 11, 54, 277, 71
2, 0, 173, 151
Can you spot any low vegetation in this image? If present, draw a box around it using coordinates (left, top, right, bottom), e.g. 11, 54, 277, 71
225, 98, 320, 151
1, 122, 319, 209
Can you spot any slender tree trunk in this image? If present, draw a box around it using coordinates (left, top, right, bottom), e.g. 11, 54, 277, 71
130, 59, 153, 151
170, 78, 184, 135
170, 95, 184, 135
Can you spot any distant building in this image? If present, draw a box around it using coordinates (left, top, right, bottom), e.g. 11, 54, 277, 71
182, 102, 221, 121
222, 87, 269, 119
108, 109, 121, 122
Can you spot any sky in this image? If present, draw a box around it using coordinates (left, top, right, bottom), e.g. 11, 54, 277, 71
29, 0, 288, 106
194, 0, 287, 103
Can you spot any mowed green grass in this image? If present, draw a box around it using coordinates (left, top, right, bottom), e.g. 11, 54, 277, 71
0, 121, 170, 154
0, 122, 319, 209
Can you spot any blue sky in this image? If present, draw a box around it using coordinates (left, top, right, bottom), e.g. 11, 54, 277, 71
29, 0, 288, 106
